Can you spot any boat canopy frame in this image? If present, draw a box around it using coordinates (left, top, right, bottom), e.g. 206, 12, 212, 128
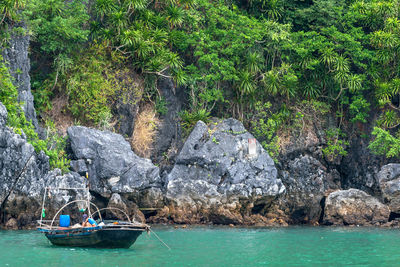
49, 199, 102, 229
39, 186, 103, 229
91, 207, 132, 223
37, 187, 143, 230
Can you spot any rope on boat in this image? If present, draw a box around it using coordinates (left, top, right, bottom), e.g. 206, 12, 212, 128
149, 228, 171, 250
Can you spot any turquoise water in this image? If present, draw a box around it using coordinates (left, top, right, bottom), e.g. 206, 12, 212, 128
1, 226, 400, 266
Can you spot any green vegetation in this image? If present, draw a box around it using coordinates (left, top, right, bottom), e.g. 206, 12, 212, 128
2, 0, 400, 163
0, 55, 69, 172
250, 102, 289, 161
322, 128, 350, 162
180, 108, 211, 135
369, 127, 400, 158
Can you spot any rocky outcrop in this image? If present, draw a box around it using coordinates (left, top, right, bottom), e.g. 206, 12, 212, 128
67, 126, 163, 205
275, 112, 341, 224
280, 154, 341, 224
43, 169, 88, 208
107, 193, 145, 223
70, 159, 88, 176
340, 136, 384, 195
0, 102, 7, 127
0, 119, 165, 229
163, 119, 286, 225
0, 101, 91, 229
0, 101, 89, 228
323, 189, 390, 226
113, 71, 143, 137
2, 23, 38, 129
3, 170, 87, 229
152, 77, 184, 169
0, 102, 49, 208
1, 84, 397, 228
376, 164, 400, 213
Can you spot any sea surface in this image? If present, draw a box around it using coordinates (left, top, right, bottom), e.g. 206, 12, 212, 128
1, 226, 399, 266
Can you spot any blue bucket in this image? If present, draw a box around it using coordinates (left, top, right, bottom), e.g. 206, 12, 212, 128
59, 215, 70, 227
88, 218, 97, 226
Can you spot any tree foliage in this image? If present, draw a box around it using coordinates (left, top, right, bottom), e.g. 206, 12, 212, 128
5, 0, 400, 163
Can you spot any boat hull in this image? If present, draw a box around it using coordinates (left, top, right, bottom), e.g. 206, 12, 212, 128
40, 226, 144, 248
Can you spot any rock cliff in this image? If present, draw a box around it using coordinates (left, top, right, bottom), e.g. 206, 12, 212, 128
2, 23, 38, 129
0, 101, 89, 228
0, 32, 397, 227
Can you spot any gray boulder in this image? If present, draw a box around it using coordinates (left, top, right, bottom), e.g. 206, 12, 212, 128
280, 154, 341, 224
376, 164, 400, 213
323, 189, 390, 226
165, 119, 285, 224
70, 159, 88, 175
67, 126, 162, 199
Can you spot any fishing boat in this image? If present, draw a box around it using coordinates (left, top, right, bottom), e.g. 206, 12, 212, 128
38, 221, 149, 248
37, 187, 150, 248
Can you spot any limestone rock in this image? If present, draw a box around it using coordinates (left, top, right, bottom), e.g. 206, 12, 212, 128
3, 169, 87, 228
107, 193, 145, 223
164, 203, 206, 224
70, 159, 88, 176
43, 169, 88, 206
67, 126, 162, 198
0, 103, 7, 127
376, 164, 400, 213
208, 205, 243, 225
323, 189, 390, 226
152, 76, 184, 167
4, 218, 18, 230
0, 101, 90, 228
166, 119, 285, 224
128, 187, 165, 209
148, 206, 170, 224
0, 121, 49, 205
2, 23, 38, 128
113, 71, 142, 137
280, 154, 341, 224
340, 136, 383, 194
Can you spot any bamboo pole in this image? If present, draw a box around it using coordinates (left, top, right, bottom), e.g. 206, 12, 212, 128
39, 187, 47, 226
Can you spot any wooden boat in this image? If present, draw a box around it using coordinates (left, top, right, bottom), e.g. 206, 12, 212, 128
38, 222, 149, 248
37, 187, 150, 248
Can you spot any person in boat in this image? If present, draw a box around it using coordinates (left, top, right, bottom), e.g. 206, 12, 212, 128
82, 214, 96, 227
